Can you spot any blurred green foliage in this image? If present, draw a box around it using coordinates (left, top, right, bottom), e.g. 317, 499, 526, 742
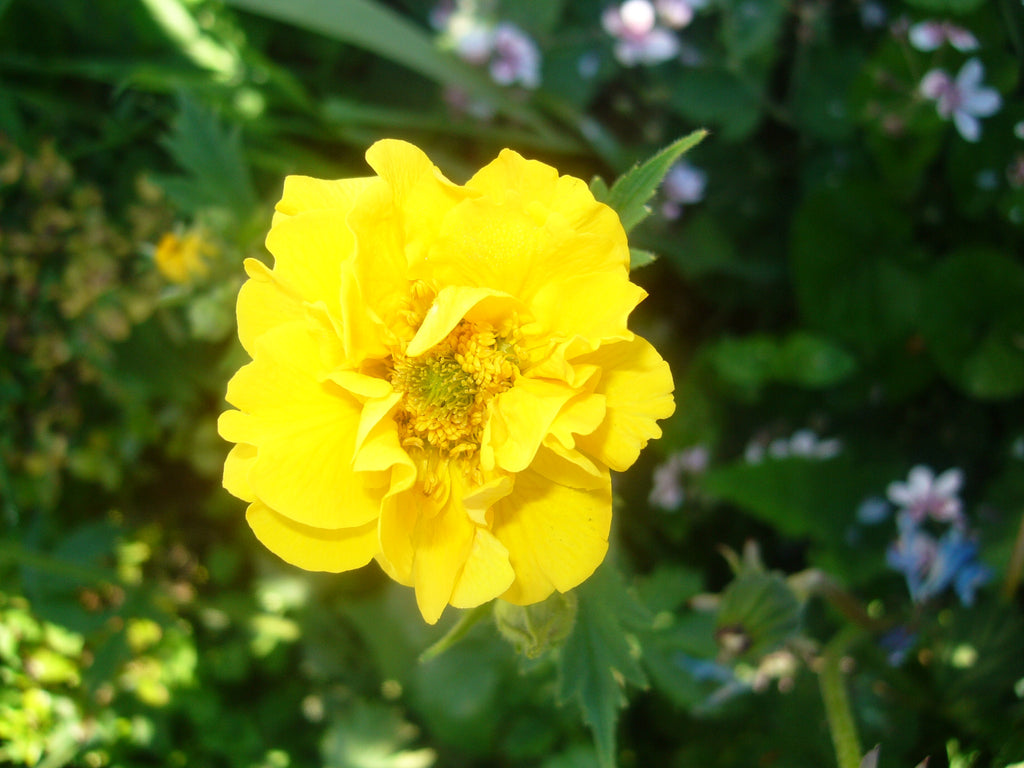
1, 0, 1023, 767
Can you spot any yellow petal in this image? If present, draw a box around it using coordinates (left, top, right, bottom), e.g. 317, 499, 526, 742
223, 322, 385, 529
379, 475, 474, 624
265, 208, 352, 321
236, 258, 305, 356
450, 528, 514, 609
364, 139, 467, 266
406, 285, 521, 357
466, 149, 629, 267
462, 473, 514, 526
492, 468, 612, 605
348, 181, 413, 334
427, 195, 628, 308
486, 377, 576, 474
528, 271, 645, 352
275, 175, 372, 218
531, 441, 606, 490
246, 501, 378, 572
351, 394, 417, 496
223, 443, 257, 502
378, 492, 417, 586
410, 490, 477, 624
574, 337, 676, 472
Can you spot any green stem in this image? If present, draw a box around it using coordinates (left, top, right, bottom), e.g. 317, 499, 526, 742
818, 629, 863, 768
419, 602, 491, 662
0, 541, 118, 583
1003, 509, 1024, 602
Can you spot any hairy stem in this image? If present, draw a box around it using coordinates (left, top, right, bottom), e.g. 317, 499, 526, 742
818, 629, 864, 768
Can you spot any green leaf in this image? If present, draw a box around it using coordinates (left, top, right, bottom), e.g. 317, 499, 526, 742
720, 0, 788, 62
668, 68, 764, 141
919, 248, 1024, 399
900, 0, 986, 13
604, 130, 708, 234
702, 456, 867, 541
558, 563, 652, 768
224, 0, 563, 141
707, 332, 857, 399
789, 45, 860, 142
791, 182, 920, 358
628, 248, 657, 270
156, 94, 256, 218
776, 332, 858, 387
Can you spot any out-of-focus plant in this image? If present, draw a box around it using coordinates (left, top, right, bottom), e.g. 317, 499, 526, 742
1, 0, 1022, 766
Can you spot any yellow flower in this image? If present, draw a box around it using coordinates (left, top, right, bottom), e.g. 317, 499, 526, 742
154, 230, 213, 283
218, 140, 674, 623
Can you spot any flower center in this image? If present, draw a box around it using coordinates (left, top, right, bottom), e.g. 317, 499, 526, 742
391, 321, 520, 455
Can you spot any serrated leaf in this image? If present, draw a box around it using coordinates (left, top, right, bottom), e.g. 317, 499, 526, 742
158, 94, 256, 218
590, 176, 610, 200
629, 248, 657, 270
559, 564, 651, 768
605, 130, 708, 234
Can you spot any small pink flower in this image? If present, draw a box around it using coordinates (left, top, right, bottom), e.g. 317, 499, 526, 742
908, 20, 979, 52
886, 465, 964, 525
920, 58, 1001, 142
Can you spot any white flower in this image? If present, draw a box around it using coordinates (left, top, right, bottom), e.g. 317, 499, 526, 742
788, 429, 842, 459
649, 445, 710, 510
655, 0, 697, 28
660, 161, 707, 219
446, 12, 493, 64
886, 465, 964, 525
908, 20, 979, 52
602, 0, 688, 66
920, 58, 1001, 142
744, 430, 841, 463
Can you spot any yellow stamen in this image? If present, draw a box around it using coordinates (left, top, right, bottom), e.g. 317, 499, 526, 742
390, 319, 520, 456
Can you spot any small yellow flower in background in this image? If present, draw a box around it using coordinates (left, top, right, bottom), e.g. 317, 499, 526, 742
154, 230, 213, 283
218, 139, 674, 623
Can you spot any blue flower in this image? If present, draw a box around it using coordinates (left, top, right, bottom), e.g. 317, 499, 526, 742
887, 512, 991, 606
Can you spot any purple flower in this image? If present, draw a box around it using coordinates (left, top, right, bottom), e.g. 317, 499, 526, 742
660, 161, 707, 219
886, 465, 964, 526
908, 20, 979, 52
919, 58, 1001, 142
489, 23, 541, 88
436, 3, 541, 88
